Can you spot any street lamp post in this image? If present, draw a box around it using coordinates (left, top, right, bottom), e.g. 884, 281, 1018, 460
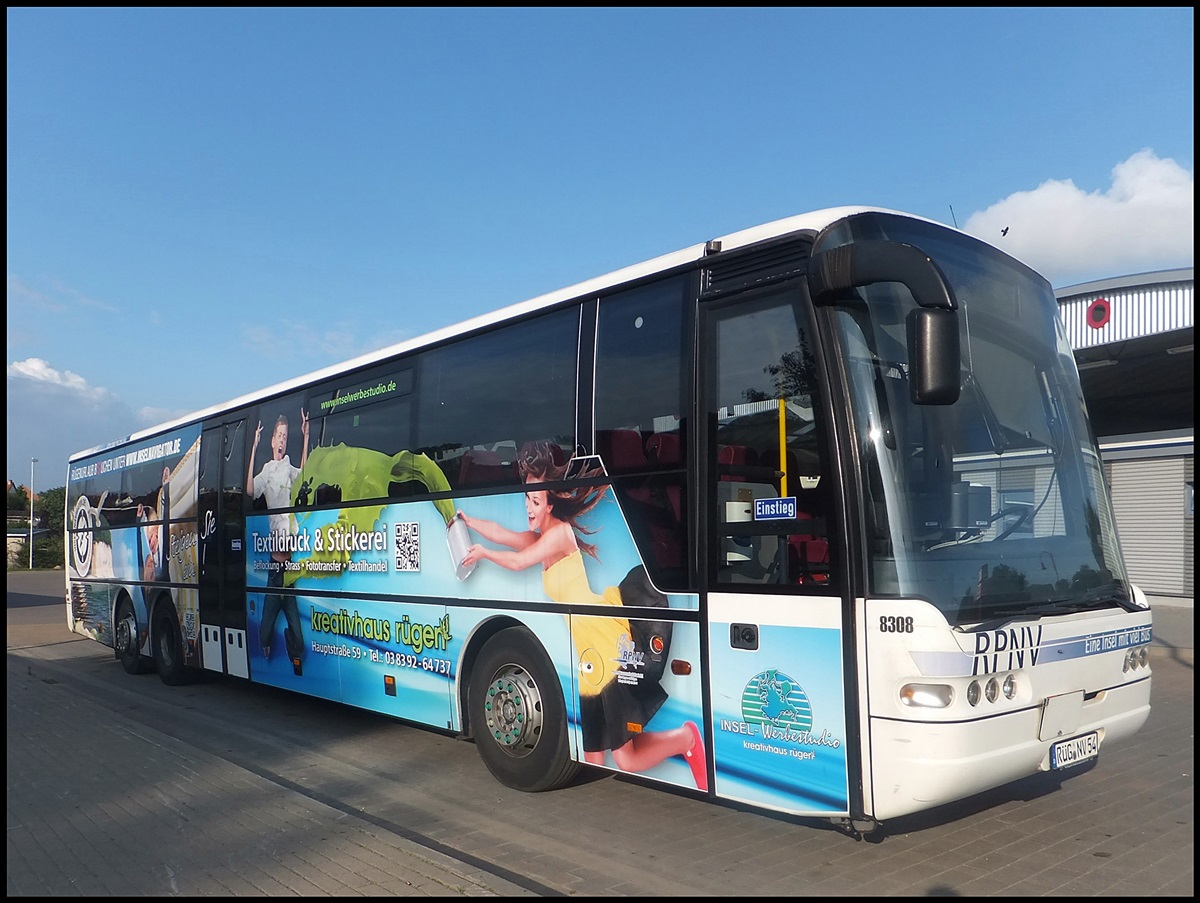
29, 457, 38, 569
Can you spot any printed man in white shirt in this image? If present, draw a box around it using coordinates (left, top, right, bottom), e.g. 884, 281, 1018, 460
247, 408, 310, 674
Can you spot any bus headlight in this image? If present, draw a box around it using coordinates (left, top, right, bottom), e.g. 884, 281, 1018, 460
1002, 673, 1017, 699
967, 674, 1016, 706
984, 677, 1000, 703
966, 680, 981, 706
1124, 646, 1151, 671
900, 683, 953, 707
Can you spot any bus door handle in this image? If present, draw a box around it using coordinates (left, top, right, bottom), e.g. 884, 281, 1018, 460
730, 623, 759, 650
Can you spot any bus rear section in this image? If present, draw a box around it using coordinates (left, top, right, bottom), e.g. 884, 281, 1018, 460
65, 426, 204, 685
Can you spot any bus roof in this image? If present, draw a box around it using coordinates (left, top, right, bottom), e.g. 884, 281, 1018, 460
69, 205, 935, 462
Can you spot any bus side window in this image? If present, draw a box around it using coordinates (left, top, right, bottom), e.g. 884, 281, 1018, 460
458, 448, 516, 487
788, 506, 830, 586
416, 309, 578, 493
594, 276, 691, 590
299, 368, 424, 504
646, 432, 684, 522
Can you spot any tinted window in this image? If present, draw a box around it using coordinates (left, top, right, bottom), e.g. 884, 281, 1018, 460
245, 392, 312, 512
311, 367, 414, 464
595, 276, 691, 589
417, 308, 579, 490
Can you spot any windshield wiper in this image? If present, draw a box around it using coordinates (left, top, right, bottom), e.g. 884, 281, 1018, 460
1042, 586, 1144, 615
966, 586, 1137, 633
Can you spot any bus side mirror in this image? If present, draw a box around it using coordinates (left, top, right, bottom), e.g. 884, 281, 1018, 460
907, 308, 960, 405
808, 240, 961, 405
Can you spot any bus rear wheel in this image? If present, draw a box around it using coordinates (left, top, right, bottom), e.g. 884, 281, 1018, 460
469, 627, 578, 792
152, 602, 191, 686
115, 596, 150, 675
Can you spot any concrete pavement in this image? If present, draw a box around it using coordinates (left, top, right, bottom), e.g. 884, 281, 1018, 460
7, 570, 538, 896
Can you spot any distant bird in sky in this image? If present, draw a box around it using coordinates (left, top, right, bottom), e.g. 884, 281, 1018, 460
1001, 226, 1009, 236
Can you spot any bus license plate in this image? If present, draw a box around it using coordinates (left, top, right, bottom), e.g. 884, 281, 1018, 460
1050, 731, 1099, 769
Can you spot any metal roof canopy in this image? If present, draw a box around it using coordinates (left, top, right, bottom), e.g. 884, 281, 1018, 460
1056, 268, 1194, 439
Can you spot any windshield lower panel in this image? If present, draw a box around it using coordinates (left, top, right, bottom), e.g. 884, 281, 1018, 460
821, 214, 1131, 626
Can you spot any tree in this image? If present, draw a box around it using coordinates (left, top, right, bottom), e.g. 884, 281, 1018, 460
37, 485, 66, 536
7, 482, 30, 513
7, 483, 66, 570
32, 485, 66, 569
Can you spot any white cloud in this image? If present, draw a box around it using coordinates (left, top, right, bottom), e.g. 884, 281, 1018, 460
7, 357, 102, 395
7, 358, 139, 484
964, 149, 1194, 287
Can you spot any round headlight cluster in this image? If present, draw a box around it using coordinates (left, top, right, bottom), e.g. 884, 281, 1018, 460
1123, 645, 1151, 672
966, 673, 1019, 707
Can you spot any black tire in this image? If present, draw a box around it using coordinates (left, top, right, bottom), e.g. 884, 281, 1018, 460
115, 596, 151, 675
152, 600, 191, 686
469, 626, 579, 792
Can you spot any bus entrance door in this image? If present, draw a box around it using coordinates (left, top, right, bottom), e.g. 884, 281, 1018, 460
198, 420, 249, 678
701, 285, 851, 818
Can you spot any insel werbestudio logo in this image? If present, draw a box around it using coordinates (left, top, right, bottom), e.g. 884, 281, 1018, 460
742, 669, 813, 733
721, 669, 840, 750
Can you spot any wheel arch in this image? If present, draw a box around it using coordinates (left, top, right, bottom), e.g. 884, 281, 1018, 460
147, 587, 178, 638
456, 613, 528, 740
110, 586, 139, 647
148, 586, 193, 685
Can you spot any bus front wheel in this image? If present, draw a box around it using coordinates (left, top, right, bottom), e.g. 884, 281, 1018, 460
152, 602, 191, 686
468, 627, 579, 792
115, 597, 150, 675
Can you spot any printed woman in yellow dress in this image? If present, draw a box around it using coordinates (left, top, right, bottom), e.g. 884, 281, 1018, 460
459, 440, 707, 791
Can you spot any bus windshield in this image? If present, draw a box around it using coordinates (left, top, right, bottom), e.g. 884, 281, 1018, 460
822, 213, 1134, 626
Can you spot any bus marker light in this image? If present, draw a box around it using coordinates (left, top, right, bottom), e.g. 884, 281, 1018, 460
672, 660, 692, 676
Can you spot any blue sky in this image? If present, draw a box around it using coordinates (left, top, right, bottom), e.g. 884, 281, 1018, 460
7, 7, 1194, 487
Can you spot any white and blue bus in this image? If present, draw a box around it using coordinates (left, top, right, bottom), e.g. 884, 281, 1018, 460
65, 207, 1153, 836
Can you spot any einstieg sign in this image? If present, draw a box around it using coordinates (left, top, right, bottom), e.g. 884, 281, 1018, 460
754, 497, 796, 520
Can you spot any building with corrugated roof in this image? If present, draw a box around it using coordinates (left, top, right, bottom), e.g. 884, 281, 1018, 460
1056, 268, 1193, 601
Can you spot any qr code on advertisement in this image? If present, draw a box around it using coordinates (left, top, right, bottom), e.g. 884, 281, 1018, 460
395, 522, 420, 571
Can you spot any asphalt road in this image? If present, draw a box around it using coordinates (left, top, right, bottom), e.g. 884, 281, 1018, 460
8, 569, 1194, 896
